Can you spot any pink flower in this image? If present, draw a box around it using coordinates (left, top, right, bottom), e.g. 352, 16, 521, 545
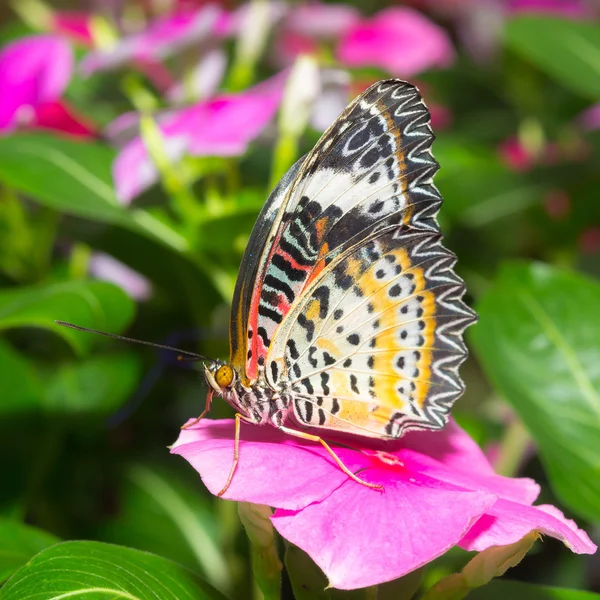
89, 252, 152, 301
113, 74, 285, 202
577, 103, 600, 131
172, 419, 595, 590
52, 11, 94, 46
506, 0, 588, 18
498, 136, 536, 172
274, 3, 360, 66
337, 7, 455, 78
284, 3, 361, 39
0, 35, 74, 133
80, 4, 231, 75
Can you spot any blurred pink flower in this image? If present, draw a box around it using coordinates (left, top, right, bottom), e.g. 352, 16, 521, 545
89, 252, 152, 300
577, 103, 600, 131
172, 419, 596, 590
544, 189, 571, 220
52, 11, 94, 46
498, 136, 536, 171
33, 101, 96, 138
285, 3, 360, 39
113, 74, 286, 202
506, 0, 588, 17
275, 3, 359, 66
337, 7, 455, 78
80, 4, 231, 75
0, 35, 94, 137
579, 227, 600, 255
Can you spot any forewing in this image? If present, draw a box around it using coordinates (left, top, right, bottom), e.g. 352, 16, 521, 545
267, 230, 477, 438
245, 79, 440, 381
229, 158, 303, 379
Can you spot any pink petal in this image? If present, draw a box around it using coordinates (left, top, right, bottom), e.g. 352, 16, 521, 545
285, 3, 361, 38
459, 498, 597, 554
52, 11, 94, 46
392, 421, 540, 505
273, 471, 497, 590
498, 136, 535, 172
337, 7, 455, 78
112, 74, 285, 202
577, 103, 600, 131
396, 450, 539, 505
33, 100, 96, 139
81, 5, 227, 75
89, 252, 152, 301
0, 35, 73, 132
171, 419, 364, 510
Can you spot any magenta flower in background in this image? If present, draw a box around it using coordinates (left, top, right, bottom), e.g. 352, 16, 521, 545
577, 103, 600, 131
80, 4, 232, 75
284, 3, 360, 39
113, 74, 286, 202
0, 35, 73, 133
337, 7, 455, 78
172, 419, 596, 590
89, 252, 152, 301
274, 3, 359, 66
52, 11, 94, 46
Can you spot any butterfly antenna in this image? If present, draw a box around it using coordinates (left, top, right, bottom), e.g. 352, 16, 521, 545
54, 321, 208, 360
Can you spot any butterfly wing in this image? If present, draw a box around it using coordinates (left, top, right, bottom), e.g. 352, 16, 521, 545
261, 79, 476, 437
266, 229, 476, 438
234, 79, 449, 384
229, 157, 303, 382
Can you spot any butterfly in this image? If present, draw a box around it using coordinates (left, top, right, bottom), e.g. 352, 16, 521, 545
58, 79, 476, 496
193, 79, 477, 495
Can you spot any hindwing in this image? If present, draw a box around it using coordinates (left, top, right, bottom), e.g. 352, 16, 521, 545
266, 229, 476, 438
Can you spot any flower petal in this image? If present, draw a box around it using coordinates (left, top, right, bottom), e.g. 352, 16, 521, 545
89, 252, 152, 301
81, 5, 228, 75
337, 7, 454, 78
112, 74, 284, 202
0, 35, 73, 132
171, 419, 365, 510
273, 470, 497, 590
459, 498, 597, 554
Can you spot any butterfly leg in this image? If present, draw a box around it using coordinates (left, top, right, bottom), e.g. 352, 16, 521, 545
218, 412, 254, 497
181, 390, 213, 430
278, 425, 383, 491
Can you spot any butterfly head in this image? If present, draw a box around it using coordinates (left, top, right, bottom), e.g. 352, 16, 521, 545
204, 360, 236, 395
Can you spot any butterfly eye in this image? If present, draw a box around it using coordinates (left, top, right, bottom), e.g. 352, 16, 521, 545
215, 365, 234, 388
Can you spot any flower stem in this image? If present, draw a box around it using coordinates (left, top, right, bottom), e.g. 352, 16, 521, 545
238, 502, 282, 600
494, 416, 532, 477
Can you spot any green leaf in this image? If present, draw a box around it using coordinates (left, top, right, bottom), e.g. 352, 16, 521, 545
0, 280, 135, 355
0, 340, 42, 414
42, 352, 142, 414
469, 580, 600, 599
99, 465, 230, 594
0, 519, 59, 583
0, 133, 122, 222
472, 262, 600, 522
0, 541, 229, 600
0, 133, 188, 253
505, 17, 600, 99
434, 138, 541, 228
